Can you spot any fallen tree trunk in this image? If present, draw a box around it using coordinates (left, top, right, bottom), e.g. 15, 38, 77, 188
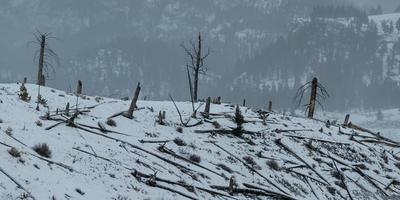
132, 170, 237, 199
242, 183, 296, 200
275, 139, 330, 185
0, 166, 35, 200
208, 141, 291, 196
283, 134, 350, 145
158, 145, 225, 179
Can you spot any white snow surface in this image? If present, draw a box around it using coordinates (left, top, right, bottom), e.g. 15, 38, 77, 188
0, 83, 399, 200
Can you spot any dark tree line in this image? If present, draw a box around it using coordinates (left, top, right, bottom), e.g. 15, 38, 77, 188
233, 6, 400, 111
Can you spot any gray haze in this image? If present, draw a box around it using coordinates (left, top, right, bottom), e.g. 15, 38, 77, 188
0, 0, 399, 111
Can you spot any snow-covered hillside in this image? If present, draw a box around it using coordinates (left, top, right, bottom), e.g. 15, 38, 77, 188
1, 83, 400, 199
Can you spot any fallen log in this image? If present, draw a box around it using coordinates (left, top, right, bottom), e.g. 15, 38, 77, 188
158, 145, 226, 179
28, 152, 74, 172
45, 121, 64, 130
283, 134, 350, 145
140, 177, 198, 200
210, 185, 295, 199
331, 156, 354, 200
139, 139, 171, 144
275, 129, 313, 133
285, 169, 327, 186
348, 122, 400, 145
275, 139, 330, 185
0, 166, 36, 200
77, 123, 131, 136
132, 170, 237, 200
242, 183, 296, 200
208, 141, 291, 196
70, 124, 199, 178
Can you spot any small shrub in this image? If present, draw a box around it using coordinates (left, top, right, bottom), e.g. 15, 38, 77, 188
212, 121, 221, 129
243, 156, 256, 166
106, 118, 117, 127
173, 138, 187, 146
8, 147, 21, 158
189, 154, 201, 163
331, 170, 343, 180
32, 143, 52, 158
18, 84, 30, 101
37, 95, 48, 107
326, 186, 336, 195
176, 126, 183, 133
35, 120, 43, 127
266, 160, 280, 171
5, 127, 12, 136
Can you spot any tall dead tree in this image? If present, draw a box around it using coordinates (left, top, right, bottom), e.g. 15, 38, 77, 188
32, 32, 59, 86
37, 34, 45, 86
181, 32, 210, 102
294, 77, 329, 119
307, 78, 318, 118
268, 101, 272, 112
123, 82, 141, 119
75, 80, 82, 112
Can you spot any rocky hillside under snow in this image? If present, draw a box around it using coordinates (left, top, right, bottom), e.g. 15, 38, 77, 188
0, 83, 399, 199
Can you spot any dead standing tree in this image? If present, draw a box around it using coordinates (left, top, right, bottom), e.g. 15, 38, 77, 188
32, 32, 59, 86
181, 32, 210, 102
122, 82, 141, 119
294, 77, 329, 119
31, 31, 59, 110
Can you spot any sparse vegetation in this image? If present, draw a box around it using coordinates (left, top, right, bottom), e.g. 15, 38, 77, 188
266, 160, 280, 171
175, 126, 183, 133
35, 120, 43, 127
106, 118, 117, 127
189, 154, 201, 163
173, 138, 187, 146
5, 127, 13, 136
232, 105, 244, 136
8, 147, 21, 158
18, 84, 30, 101
32, 143, 52, 158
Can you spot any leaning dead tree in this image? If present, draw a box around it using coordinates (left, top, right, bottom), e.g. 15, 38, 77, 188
294, 77, 329, 119
181, 32, 210, 102
122, 82, 141, 119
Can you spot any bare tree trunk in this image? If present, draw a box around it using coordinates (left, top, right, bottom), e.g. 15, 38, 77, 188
76, 80, 82, 112
123, 82, 141, 119
307, 78, 318, 119
268, 101, 272, 112
204, 97, 211, 117
37, 35, 45, 86
193, 70, 199, 102
343, 114, 350, 126
193, 33, 202, 102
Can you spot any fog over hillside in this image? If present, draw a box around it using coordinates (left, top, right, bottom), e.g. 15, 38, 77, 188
0, 0, 399, 111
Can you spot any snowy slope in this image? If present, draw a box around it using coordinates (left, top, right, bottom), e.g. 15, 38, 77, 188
0, 83, 400, 199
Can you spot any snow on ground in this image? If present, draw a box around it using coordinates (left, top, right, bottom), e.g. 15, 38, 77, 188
0, 83, 400, 200
317, 109, 400, 142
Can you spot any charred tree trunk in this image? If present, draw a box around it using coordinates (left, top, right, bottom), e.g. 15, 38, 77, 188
307, 78, 318, 119
37, 35, 45, 86
344, 114, 350, 126
123, 82, 141, 119
268, 101, 272, 112
193, 33, 202, 102
204, 97, 211, 113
